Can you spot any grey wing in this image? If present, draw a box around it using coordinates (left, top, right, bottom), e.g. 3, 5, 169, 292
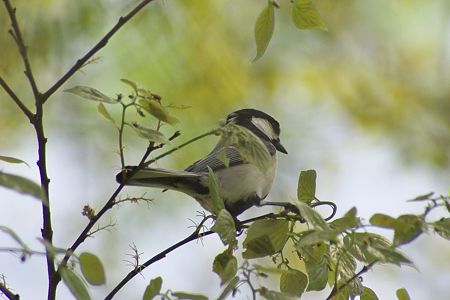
185, 146, 244, 173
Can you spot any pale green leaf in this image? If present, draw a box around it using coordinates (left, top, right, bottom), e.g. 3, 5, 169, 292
171, 292, 208, 300
0, 155, 29, 167
217, 276, 239, 300
259, 288, 292, 300
0, 171, 47, 205
131, 123, 171, 144
243, 219, 289, 259
0, 225, 31, 253
396, 288, 411, 300
208, 166, 225, 214
296, 229, 337, 247
211, 209, 236, 246
295, 202, 329, 230
280, 269, 308, 297
97, 103, 117, 127
297, 170, 316, 203
139, 99, 179, 125
79, 252, 106, 285
393, 215, 424, 246
253, 1, 275, 62
120, 78, 139, 92
212, 250, 238, 285
143, 277, 162, 300
60, 267, 91, 300
292, 0, 327, 31
433, 218, 450, 240
330, 207, 359, 232
361, 286, 379, 300
64, 86, 118, 103
305, 259, 328, 291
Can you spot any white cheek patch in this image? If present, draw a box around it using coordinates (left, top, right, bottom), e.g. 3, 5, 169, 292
251, 117, 277, 140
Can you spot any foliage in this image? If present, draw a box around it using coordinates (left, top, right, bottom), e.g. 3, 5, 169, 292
0, 0, 449, 300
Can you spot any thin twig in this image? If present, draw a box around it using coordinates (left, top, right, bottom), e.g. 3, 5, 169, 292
105, 212, 285, 299
41, 0, 156, 102
0, 279, 19, 300
143, 128, 220, 167
0, 76, 34, 121
2, 0, 40, 100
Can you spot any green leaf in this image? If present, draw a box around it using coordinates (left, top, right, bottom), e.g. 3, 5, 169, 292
143, 277, 162, 300
297, 170, 316, 203
305, 260, 328, 291
433, 218, 450, 240
369, 213, 397, 228
296, 229, 338, 247
396, 288, 411, 300
171, 292, 208, 300
211, 209, 236, 246
217, 276, 239, 300
0, 155, 30, 167
219, 124, 272, 173
139, 99, 179, 125
343, 232, 412, 266
64, 86, 118, 103
295, 202, 329, 230
0, 171, 47, 205
60, 267, 91, 300
253, 1, 275, 62
259, 288, 292, 300
0, 225, 31, 254
120, 78, 139, 92
393, 215, 423, 246
243, 219, 289, 259
407, 192, 434, 202
330, 207, 359, 232
130, 123, 171, 144
212, 250, 238, 285
361, 286, 379, 300
79, 252, 106, 286
370, 214, 424, 246
97, 103, 117, 127
291, 0, 327, 31
208, 166, 225, 214
280, 269, 308, 297
298, 242, 329, 291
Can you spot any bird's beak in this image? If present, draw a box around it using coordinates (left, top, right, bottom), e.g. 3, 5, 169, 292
273, 139, 288, 154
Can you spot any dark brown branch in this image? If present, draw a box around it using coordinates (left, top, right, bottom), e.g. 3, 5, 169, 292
41, 0, 156, 102
2, 0, 40, 100
0, 281, 19, 300
105, 212, 281, 299
0, 76, 34, 121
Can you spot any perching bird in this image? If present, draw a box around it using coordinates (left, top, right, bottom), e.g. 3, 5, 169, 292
116, 108, 287, 216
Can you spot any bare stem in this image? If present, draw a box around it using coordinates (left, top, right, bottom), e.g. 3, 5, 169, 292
0, 281, 19, 300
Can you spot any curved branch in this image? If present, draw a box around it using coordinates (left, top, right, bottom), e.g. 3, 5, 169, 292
41, 0, 156, 102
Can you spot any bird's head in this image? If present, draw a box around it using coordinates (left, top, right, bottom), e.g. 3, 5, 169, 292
226, 108, 288, 154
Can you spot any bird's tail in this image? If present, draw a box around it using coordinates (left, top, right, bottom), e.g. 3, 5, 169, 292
116, 166, 204, 193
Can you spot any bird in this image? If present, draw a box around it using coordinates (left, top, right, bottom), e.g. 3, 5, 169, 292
116, 108, 288, 216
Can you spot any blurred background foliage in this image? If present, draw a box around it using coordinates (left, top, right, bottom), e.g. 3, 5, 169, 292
1, 0, 450, 298
1, 0, 449, 169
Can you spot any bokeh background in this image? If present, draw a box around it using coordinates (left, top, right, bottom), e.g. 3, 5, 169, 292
1, 0, 449, 299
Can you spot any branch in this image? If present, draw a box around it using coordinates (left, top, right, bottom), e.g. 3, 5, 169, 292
2, 0, 40, 100
104, 212, 281, 299
325, 260, 377, 300
0, 76, 34, 121
41, 0, 156, 102
144, 128, 220, 167
0, 280, 19, 300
